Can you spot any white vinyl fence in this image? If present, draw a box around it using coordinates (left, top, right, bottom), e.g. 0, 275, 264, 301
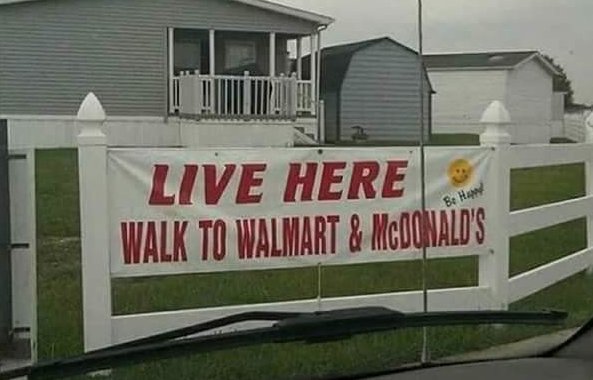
564, 113, 590, 143
7, 148, 37, 361
76, 94, 593, 352
506, 144, 593, 302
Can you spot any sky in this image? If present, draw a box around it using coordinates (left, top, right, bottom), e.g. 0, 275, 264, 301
276, 0, 593, 104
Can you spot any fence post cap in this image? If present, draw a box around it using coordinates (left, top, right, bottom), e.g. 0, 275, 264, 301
77, 92, 106, 122
480, 100, 511, 125
77, 92, 106, 145
480, 101, 511, 146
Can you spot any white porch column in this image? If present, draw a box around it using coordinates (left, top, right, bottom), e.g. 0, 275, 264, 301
167, 27, 174, 113
309, 34, 316, 115
296, 37, 302, 79
209, 29, 216, 112
316, 31, 321, 117
269, 32, 276, 77
209, 29, 215, 75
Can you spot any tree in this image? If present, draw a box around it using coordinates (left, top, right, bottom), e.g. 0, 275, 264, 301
542, 54, 574, 106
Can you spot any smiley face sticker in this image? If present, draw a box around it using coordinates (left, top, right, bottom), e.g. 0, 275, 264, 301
447, 158, 473, 188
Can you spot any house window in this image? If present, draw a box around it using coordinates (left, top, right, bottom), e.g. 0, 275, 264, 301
225, 40, 256, 70
173, 29, 206, 75
174, 41, 201, 74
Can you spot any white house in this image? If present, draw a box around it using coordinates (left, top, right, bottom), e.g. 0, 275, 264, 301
424, 51, 565, 143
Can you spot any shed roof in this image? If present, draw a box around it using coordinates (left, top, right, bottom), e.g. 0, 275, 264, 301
302, 36, 434, 94
0, 0, 334, 25
424, 50, 559, 76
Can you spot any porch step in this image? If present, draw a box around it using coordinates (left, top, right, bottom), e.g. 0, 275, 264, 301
0, 357, 30, 380
293, 128, 318, 146
1, 337, 31, 380
1, 337, 31, 361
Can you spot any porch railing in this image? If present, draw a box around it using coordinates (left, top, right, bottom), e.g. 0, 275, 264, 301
296, 80, 314, 114
175, 71, 314, 119
171, 77, 180, 113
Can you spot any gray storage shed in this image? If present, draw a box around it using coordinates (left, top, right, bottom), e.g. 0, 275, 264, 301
303, 37, 434, 143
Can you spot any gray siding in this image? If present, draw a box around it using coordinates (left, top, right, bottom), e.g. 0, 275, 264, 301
322, 91, 339, 142
339, 40, 431, 141
0, 0, 318, 116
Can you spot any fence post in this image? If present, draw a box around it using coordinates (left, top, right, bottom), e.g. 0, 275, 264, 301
179, 71, 187, 116
77, 93, 112, 353
479, 101, 512, 310
266, 77, 273, 115
279, 73, 286, 116
209, 75, 216, 115
243, 71, 251, 116
586, 113, 593, 275
193, 70, 202, 116
180, 71, 200, 117
290, 72, 298, 118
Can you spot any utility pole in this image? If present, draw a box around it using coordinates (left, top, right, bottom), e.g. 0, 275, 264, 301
417, 0, 431, 365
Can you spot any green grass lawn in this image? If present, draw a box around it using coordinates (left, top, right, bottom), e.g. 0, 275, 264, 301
35, 148, 593, 380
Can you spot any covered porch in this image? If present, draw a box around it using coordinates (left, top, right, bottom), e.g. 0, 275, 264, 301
168, 28, 320, 119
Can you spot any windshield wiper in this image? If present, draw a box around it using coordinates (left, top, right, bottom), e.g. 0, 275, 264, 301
0, 308, 567, 380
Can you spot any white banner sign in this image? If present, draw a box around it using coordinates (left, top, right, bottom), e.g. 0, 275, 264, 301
107, 147, 492, 278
